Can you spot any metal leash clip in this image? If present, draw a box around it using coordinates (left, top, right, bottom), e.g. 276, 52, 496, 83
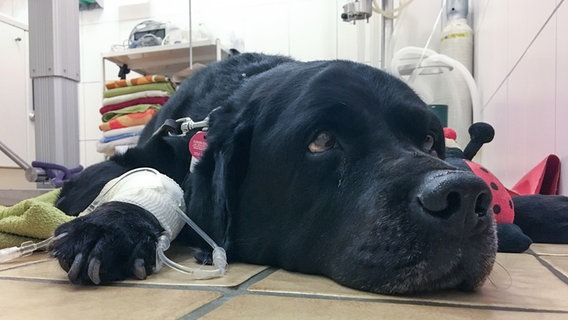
173, 107, 222, 136
175, 117, 209, 136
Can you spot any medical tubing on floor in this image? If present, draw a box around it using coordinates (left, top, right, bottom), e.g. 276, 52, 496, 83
156, 233, 226, 279
153, 205, 227, 279
175, 205, 227, 277
0, 233, 67, 263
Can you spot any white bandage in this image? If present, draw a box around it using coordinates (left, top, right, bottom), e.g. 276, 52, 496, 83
80, 168, 185, 240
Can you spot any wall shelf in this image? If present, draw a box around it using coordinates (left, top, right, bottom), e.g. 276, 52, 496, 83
102, 39, 228, 78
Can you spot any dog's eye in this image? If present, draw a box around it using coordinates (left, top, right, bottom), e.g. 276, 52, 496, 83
309, 131, 336, 153
423, 134, 435, 153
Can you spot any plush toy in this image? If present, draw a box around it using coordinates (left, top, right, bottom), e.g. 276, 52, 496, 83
444, 123, 532, 253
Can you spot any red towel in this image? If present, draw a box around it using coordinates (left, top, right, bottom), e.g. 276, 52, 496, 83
99, 96, 169, 115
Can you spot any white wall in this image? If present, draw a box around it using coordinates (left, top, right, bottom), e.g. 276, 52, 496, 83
0, 0, 26, 22
473, 0, 567, 195
77, 0, 386, 166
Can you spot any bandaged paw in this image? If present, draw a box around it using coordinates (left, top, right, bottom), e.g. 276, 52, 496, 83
80, 168, 185, 240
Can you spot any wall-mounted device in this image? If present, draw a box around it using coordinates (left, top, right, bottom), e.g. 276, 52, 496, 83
128, 20, 185, 48
341, 0, 373, 23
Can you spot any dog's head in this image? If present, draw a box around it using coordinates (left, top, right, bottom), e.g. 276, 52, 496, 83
188, 59, 497, 294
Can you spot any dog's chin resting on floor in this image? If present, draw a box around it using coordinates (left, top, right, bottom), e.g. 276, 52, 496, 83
53, 52, 497, 295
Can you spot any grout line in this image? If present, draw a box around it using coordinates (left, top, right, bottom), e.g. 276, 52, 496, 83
245, 289, 568, 314
179, 295, 233, 320
179, 267, 279, 319
528, 251, 568, 286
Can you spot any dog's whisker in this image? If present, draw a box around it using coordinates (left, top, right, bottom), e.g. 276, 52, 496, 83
486, 260, 512, 290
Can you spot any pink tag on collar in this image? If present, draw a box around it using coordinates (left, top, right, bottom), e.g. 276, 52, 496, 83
189, 131, 207, 159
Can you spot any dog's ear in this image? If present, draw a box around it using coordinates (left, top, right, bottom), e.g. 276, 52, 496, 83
187, 106, 255, 251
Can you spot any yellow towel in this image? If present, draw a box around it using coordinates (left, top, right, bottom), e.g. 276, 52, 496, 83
0, 189, 74, 249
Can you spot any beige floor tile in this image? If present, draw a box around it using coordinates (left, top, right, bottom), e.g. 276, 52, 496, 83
530, 243, 568, 256
0, 279, 221, 320
0, 252, 266, 288
541, 256, 568, 279
415, 253, 568, 311
249, 253, 568, 312
0, 168, 41, 190
248, 268, 384, 300
201, 294, 567, 320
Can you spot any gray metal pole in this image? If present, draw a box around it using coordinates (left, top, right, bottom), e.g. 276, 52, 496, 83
380, 0, 393, 69
189, 0, 193, 69
28, 0, 81, 168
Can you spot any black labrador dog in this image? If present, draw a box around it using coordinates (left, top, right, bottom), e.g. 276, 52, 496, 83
53, 52, 497, 295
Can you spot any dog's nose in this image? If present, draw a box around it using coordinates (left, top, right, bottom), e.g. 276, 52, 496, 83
415, 171, 492, 232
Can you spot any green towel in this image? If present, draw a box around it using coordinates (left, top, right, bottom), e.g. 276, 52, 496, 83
103, 82, 175, 99
0, 189, 74, 249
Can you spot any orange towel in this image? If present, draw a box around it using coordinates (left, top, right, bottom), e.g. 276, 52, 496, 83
105, 75, 169, 90
99, 108, 157, 132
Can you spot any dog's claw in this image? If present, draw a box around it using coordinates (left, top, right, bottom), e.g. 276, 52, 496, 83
56, 254, 70, 272
88, 258, 102, 285
133, 258, 147, 280
68, 253, 84, 282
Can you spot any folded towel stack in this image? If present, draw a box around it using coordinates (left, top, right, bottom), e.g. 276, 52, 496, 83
98, 75, 175, 155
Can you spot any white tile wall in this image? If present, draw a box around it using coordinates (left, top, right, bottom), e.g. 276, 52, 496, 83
76, 0, 384, 166
81, 140, 105, 167
289, 0, 338, 61
473, 0, 508, 106
506, 0, 557, 73
474, 0, 566, 194
556, 1, 568, 195
505, 17, 557, 186
240, 2, 290, 55
81, 82, 105, 141
0, 0, 27, 23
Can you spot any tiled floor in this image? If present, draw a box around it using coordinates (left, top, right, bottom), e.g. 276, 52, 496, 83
0, 244, 567, 319
0, 168, 51, 206
2, 169, 568, 319
0, 168, 42, 190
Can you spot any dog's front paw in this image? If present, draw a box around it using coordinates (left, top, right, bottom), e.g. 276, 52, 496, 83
51, 202, 163, 285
